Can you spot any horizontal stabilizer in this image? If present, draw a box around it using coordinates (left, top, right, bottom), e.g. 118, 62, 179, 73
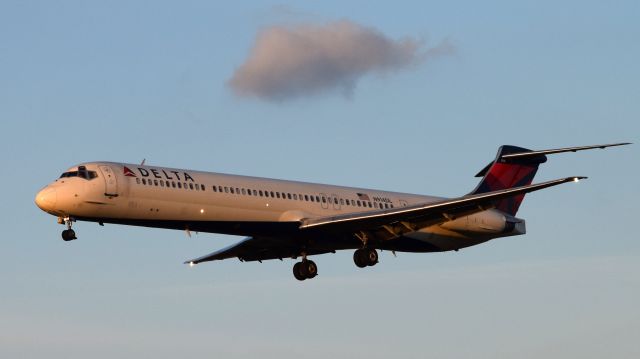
475, 142, 630, 177
501, 142, 631, 159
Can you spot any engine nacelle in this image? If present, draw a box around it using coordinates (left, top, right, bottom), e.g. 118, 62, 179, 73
439, 210, 525, 235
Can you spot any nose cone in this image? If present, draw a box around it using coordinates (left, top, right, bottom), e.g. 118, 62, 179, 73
35, 187, 57, 211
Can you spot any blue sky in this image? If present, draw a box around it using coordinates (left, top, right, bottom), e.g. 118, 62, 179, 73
1, 1, 638, 358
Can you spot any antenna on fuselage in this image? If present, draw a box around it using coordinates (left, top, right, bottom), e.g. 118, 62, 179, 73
140, 158, 146, 165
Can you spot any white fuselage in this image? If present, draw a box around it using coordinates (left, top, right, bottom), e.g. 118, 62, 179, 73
35, 162, 524, 252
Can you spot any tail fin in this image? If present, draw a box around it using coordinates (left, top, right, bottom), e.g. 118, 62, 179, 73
470, 145, 547, 215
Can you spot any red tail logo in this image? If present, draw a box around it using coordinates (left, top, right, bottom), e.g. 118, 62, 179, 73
123, 166, 136, 177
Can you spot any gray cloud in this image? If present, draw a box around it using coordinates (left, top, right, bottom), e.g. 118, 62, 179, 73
228, 20, 454, 101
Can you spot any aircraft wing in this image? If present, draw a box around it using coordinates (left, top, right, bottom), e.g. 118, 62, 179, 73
186, 236, 333, 264
300, 176, 585, 234
187, 176, 583, 264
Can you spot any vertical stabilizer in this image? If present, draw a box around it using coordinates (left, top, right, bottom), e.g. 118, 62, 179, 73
470, 145, 547, 215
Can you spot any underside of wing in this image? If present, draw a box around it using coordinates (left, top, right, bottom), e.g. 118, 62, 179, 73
185, 236, 334, 264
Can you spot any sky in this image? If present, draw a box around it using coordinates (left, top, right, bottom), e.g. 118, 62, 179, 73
1, 0, 639, 358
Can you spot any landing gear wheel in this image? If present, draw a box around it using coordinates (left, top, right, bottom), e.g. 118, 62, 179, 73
364, 248, 378, 266
305, 260, 318, 278
353, 249, 368, 268
353, 248, 378, 267
292, 260, 318, 281
61, 217, 77, 241
293, 262, 306, 281
61, 229, 76, 241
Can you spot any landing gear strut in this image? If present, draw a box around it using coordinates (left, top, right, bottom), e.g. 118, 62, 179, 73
354, 248, 378, 268
293, 258, 318, 281
61, 217, 77, 241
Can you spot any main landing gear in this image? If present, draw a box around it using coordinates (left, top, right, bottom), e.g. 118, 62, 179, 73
353, 248, 378, 268
293, 258, 318, 281
60, 217, 77, 241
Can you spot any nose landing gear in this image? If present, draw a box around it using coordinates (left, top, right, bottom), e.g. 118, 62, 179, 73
60, 217, 77, 241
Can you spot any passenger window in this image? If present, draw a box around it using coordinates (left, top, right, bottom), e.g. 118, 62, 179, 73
368, 202, 372, 208
189, 183, 194, 190
340, 198, 344, 205
201, 184, 205, 191
276, 192, 280, 199
293, 194, 298, 200
287, 193, 292, 200
242, 188, 246, 195
310, 196, 314, 202
270, 191, 275, 197
315, 196, 320, 202
224, 187, 229, 193
160, 181, 164, 187
259, 190, 263, 197
304, 195, 309, 201
246, 189, 251, 196
230, 187, 234, 194
334, 198, 338, 204
356, 200, 361, 207
136, 178, 141, 184
212, 186, 217, 192
177, 182, 182, 188
253, 190, 258, 196
218, 186, 223, 192
235, 188, 240, 194
321, 197, 326, 203
172, 181, 176, 188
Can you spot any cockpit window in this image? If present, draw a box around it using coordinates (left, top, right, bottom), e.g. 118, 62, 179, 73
59, 167, 98, 180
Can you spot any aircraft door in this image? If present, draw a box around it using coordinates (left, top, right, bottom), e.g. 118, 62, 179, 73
98, 165, 118, 197
320, 193, 329, 209
332, 194, 341, 210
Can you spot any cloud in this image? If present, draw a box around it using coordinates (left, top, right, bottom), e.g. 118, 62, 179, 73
228, 20, 454, 101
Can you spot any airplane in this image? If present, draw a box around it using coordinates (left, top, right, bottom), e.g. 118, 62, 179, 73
35, 143, 629, 280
